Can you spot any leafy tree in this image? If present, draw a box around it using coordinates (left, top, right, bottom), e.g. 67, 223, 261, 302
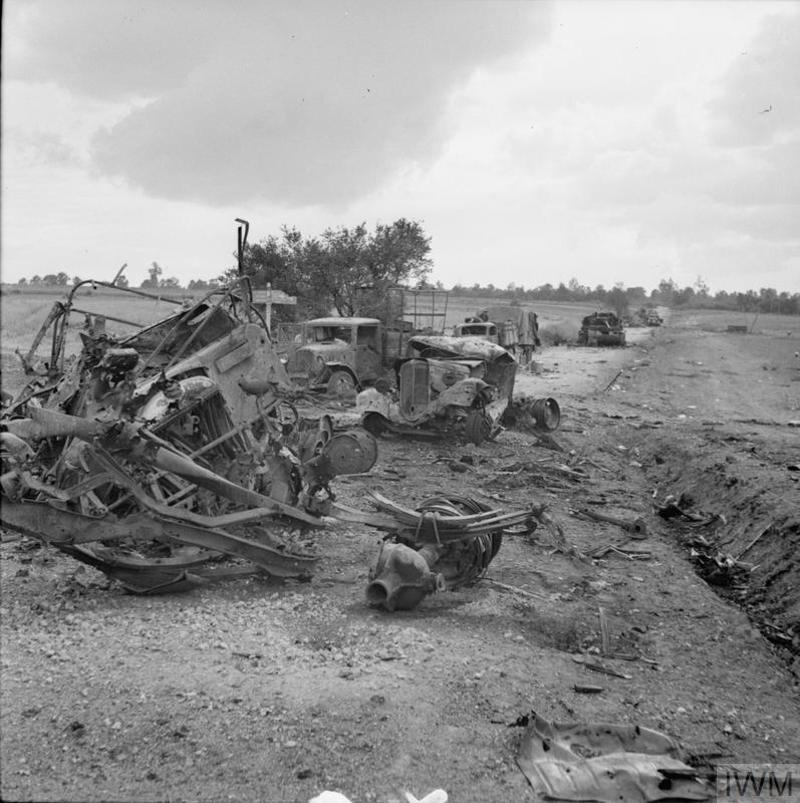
655, 278, 677, 304
188, 279, 210, 291
115, 275, 130, 289
42, 274, 59, 285
228, 219, 432, 320
160, 276, 181, 288
759, 287, 778, 313
625, 286, 647, 305
31, 275, 42, 284
608, 284, 628, 317
56, 272, 69, 286
17, 277, 27, 286
555, 282, 571, 301
142, 262, 163, 289
693, 276, 710, 300
72, 275, 82, 286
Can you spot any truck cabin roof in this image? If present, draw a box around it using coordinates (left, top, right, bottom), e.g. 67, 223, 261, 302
306, 317, 381, 328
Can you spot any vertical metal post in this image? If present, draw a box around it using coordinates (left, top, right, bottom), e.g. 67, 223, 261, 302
235, 218, 251, 316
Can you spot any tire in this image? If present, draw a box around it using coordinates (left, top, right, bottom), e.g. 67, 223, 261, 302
268, 400, 299, 435
362, 412, 388, 437
464, 409, 491, 446
327, 370, 356, 398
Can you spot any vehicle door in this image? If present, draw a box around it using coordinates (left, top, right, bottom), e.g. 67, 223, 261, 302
355, 325, 382, 382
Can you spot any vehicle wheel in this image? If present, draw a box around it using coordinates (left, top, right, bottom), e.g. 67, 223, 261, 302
327, 370, 356, 398
363, 412, 388, 437
464, 409, 491, 446
268, 400, 299, 435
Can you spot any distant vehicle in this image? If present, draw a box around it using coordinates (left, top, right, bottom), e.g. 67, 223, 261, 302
358, 335, 517, 445
452, 321, 499, 344
577, 312, 626, 347
645, 310, 663, 326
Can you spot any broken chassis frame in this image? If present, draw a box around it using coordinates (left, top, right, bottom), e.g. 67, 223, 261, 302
1, 278, 342, 593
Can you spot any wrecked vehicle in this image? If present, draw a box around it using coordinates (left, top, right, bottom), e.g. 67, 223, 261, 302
0, 277, 377, 593
0, 280, 563, 615
284, 317, 388, 397
356, 335, 517, 445
283, 288, 452, 397
452, 321, 499, 344
577, 312, 626, 347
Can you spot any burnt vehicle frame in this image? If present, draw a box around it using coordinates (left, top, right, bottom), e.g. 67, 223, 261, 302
358, 335, 517, 445
1, 277, 349, 593
283, 317, 386, 397
577, 311, 626, 347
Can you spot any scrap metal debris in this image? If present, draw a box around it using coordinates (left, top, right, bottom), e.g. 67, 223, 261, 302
571, 507, 649, 538
516, 712, 711, 802
364, 493, 537, 611
656, 493, 723, 526
687, 538, 753, 588
502, 396, 561, 432
0, 278, 373, 593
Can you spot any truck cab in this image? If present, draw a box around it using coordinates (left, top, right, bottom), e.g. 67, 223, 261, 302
452, 321, 499, 344
285, 317, 384, 395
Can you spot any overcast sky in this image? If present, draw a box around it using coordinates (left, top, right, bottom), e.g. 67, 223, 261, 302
2, 0, 798, 293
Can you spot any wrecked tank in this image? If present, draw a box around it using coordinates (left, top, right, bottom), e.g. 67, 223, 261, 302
577, 312, 626, 347
0, 278, 351, 593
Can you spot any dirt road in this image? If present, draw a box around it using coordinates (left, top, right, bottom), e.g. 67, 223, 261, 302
2, 312, 799, 802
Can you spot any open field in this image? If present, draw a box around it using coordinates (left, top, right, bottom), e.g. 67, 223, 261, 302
1, 287, 187, 353
2, 299, 800, 802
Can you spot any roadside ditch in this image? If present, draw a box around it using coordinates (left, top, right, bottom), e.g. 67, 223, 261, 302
619, 425, 800, 677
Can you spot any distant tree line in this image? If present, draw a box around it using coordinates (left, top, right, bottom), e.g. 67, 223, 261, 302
448, 276, 800, 315
15, 262, 212, 293
12, 239, 797, 317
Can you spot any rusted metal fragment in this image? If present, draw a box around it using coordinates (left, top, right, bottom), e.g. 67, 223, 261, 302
367, 491, 535, 543
366, 495, 524, 611
0, 501, 160, 545
517, 711, 709, 802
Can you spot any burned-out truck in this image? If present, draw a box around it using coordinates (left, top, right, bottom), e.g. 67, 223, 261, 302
284, 317, 393, 396
358, 335, 517, 445
283, 288, 450, 397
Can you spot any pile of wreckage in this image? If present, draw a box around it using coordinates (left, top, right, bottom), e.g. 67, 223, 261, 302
0, 276, 560, 610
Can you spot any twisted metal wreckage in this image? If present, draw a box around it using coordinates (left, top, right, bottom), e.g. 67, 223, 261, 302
1, 277, 551, 610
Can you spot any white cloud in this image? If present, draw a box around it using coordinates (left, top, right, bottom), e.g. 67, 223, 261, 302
7, 0, 553, 206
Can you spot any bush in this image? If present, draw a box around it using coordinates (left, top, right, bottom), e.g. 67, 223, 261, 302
538, 323, 574, 346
